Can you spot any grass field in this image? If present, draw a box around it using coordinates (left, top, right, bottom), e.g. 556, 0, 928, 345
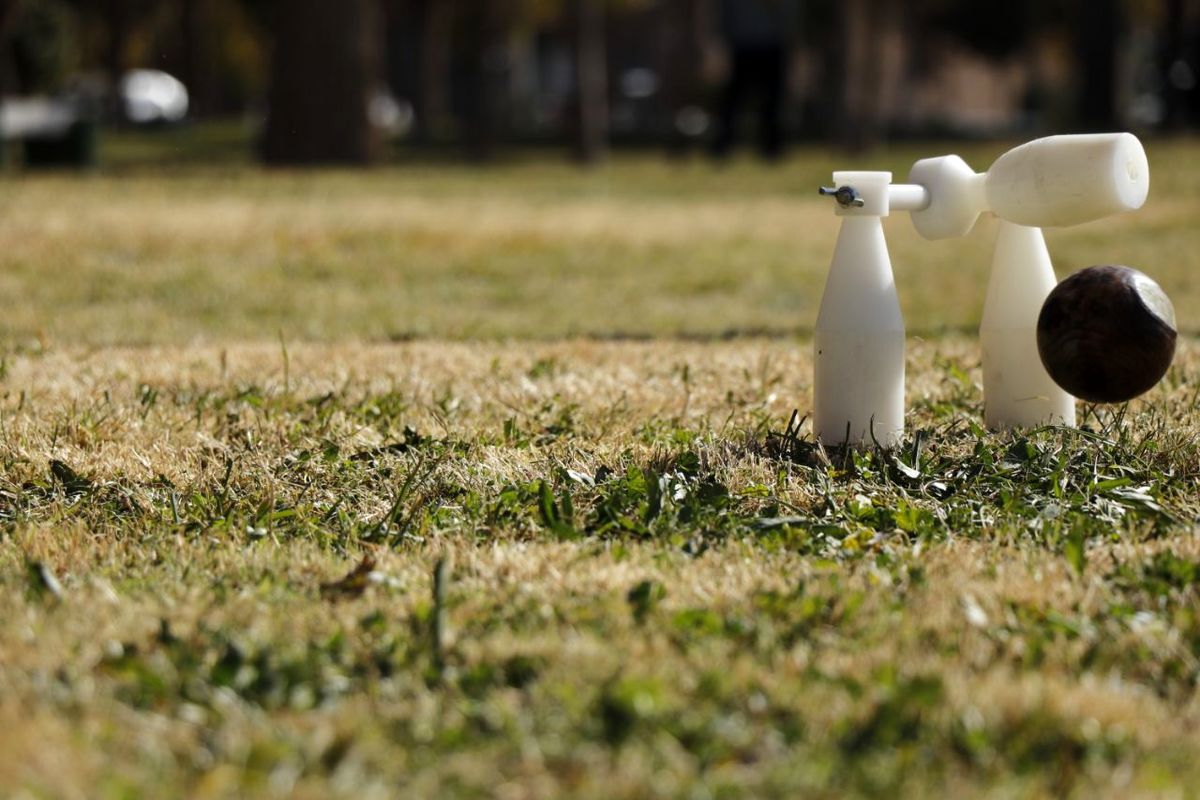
2, 132, 1200, 798
2, 136, 1199, 343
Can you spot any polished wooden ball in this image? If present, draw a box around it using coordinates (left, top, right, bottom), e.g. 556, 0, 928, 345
1037, 265, 1176, 403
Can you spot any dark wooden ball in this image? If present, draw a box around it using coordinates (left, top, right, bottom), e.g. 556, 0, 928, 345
1037, 265, 1176, 403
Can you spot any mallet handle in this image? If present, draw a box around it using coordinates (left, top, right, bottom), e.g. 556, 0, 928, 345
888, 184, 930, 212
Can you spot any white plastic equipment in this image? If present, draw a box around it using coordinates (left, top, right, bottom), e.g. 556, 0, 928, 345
979, 222, 1076, 428
814, 172, 906, 447
815, 133, 1150, 446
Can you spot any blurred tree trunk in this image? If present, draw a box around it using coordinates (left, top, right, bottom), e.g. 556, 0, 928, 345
0, 0, 20, 94
830, 0, 904, 151
262, 0, 383, 165
416, 0, 452, 142
104, 0, 128, 118
1075, 0, 1120, 128
0, 0, 17, 152
1161, 0, 1200, 129
462, 0, 511, 160
834, 0, 881, 151
573, 0, 608, 163
657, 0, 704, 154
179, 0, 213, 118
0, 0, 18, 38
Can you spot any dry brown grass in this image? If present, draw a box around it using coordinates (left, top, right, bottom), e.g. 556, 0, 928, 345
0, 139, 1197, 344
0, 336, 1198, 797
2, 139, 1200, 796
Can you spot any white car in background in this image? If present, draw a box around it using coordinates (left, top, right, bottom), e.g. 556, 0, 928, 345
120, 69, 189, 125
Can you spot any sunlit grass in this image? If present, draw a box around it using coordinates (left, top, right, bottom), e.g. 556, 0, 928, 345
1, 337, 1199, 797
2, 133, 1200, 797
0, 132, 1195, 343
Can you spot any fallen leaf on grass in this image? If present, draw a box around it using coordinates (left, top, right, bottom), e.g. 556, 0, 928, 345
50, 460, 94, 496
320, 555, 376, 602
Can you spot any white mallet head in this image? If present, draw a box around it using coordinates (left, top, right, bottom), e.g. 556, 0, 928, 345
908, 133, 1150, 239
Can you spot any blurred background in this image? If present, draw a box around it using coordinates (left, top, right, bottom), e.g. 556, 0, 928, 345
0, 0, 1197, 168
0, 0, 1197, 347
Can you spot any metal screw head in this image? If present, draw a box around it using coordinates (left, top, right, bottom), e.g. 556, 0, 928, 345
819, 186, 866, 208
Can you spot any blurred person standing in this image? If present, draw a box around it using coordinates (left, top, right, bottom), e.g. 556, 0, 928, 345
711, 0, 799, 160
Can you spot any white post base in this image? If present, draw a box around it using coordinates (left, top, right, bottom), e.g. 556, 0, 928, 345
980, 221, 1076, 430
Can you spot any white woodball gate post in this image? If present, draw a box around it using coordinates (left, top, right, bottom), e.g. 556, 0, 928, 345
814, 133, 1151, 447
